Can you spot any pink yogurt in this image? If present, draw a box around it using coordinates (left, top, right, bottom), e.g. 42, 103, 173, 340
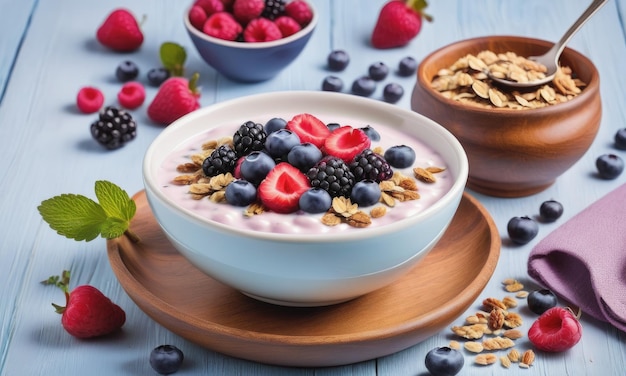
157, 116, 453, 234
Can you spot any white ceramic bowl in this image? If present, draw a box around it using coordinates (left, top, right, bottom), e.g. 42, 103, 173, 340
143, 91, 468, 306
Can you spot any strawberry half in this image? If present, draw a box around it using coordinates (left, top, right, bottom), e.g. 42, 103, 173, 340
528, 307, 583, 352
286, 113, 331, 149
147, 73, 201, 125
96, 8, 144, 52
323, 126, 371, 162
258, 162, 310, 213
371, 0, 432, 49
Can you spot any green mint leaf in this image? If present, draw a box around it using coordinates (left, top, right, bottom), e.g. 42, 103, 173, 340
160, 42, 186, 77
38, 194, 107, 241
100, 217, 129, 239
94, 180, 136, 221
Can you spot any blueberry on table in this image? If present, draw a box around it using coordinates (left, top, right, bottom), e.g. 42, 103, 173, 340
539, 199, 563, 222
384, 145, 416, 168
507, 216, 539, 245
397, 56, 417, 77
351, 76, 376, 97
382, 82, 404, 103
595, 153, 624, 179
425, 346, 464, 376
149, 345, 184, 375
147, 67, 170, 87
299, 188, 332, 213
615, 128, 626, 150
368, 61, 389, 81
327, 50, 350, 71
321, 75, 344, 92
115, 60, 139, 82
527, 289, 558, 315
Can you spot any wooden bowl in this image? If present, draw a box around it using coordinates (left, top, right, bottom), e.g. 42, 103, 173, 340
411, 36, 602, 197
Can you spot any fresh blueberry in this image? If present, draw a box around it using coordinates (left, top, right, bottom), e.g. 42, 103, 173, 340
288, 142, 323, 171
527, 289, 558, 315
384, 145, 416, 168
596, 153, 624, 179
240, 151, 276, 185
382, 83, 404, 103
360, 125, 380, 141
322, 75, 344, 92
368, 61, 389, 81
350, 180, 381, 207
327, 50, 350, 71
351, 76, 376, 97
507, 216, 539, 245
539, 200, 563, 222
149, 345, 184, 375
299, 188, 332, 213
615, 128, 626, 150
327, 122, 341, 132
264, 117, 287, 134
398, 56, 417, 77
115, 60, 139, 82
225, 180, 257, 206
147, 67, 170, 87
265, 129, 301, 158
424, 347, 464, 376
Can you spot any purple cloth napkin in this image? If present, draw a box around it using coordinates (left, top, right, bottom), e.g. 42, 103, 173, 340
528, 183, 626, 332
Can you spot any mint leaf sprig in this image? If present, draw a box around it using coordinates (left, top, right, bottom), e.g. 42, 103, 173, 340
160, 41, 187, 77
37, 181, 139, 243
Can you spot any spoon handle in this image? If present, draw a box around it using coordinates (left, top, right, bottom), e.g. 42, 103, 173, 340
547, 0, 608, 60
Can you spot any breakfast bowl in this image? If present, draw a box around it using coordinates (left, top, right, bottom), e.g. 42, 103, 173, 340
142, 91, 468, 307
183, 1, 317, 82
411, 35, 601, 197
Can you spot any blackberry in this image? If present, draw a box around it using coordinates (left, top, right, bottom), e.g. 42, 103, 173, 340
262, 0, 285, 20
202, 145, 238, 177
306, 156, 355, 198
90, 106, 137, 150
232, 121, 267, 156
349, 149, 393, 182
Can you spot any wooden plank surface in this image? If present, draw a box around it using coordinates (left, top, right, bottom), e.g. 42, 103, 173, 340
0, 0, 625, 375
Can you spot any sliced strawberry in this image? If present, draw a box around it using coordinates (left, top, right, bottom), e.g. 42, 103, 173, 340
285, 113, 331, 149
323, 126, 371, 162
528, 307, 582, 352
258, 163, 310, 213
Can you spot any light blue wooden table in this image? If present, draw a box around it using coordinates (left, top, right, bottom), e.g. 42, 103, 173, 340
1, 0, 625, 374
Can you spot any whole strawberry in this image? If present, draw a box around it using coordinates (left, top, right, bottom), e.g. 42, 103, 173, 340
528, 307, 583, 352
96, 8, 144, 52
371, 0, 432, 49
148, 73, 201, 125
44, 271, 126, 339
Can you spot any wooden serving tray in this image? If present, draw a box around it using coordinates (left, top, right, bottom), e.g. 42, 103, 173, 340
107, 191, 500, 367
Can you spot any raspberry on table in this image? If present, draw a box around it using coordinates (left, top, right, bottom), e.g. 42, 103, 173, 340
76, 86, 104, 114
117, 81, 145, 110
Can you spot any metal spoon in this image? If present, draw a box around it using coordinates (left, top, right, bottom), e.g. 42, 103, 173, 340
486, 0, 607, 88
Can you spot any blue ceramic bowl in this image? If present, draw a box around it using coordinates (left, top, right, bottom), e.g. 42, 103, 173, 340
184, 5, 318, 82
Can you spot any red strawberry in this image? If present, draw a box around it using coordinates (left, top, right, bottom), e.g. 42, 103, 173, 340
243, 18, 282, 43
528, 307, 583, 352
371, 0, 432, 49
323, 126, 371, 162
96, 8, 144, 52
275, 16, 301, 37
202, 12, 243, 41
147, 74, 201, 125
233, 0, 265, 25
258, 163, 310, 213
285, 113, 331, 149
285, 0, 313, 27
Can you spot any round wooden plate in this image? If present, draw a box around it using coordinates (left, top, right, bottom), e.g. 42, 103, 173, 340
107, 191, 500, 367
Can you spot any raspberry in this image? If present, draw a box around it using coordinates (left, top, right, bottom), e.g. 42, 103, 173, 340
233, 0, 265, 24
528, 307, 582, 352
76, 87, 104, 114
284, 0, 313, 26
349, 149, 393, 182
243, 18, 281, 42
274, 16, 301, 37
189, 5, 208, 30
202, 145, 238, 176
117, 82, 145, 110
306, 156, 355, 198
262, 0, 286, 20
90, 106, 137, 150
232, 121, 267, 156
194, 0, 224, 16
202, 12, 243, 41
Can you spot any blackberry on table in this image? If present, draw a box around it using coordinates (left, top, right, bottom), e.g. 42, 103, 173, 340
349, 149, 393, 182
262, 0, 285, 20
202, 145, 238, 177
232, 121, 267, 156
306, 156, 355, 198
90, 106, 137, 150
